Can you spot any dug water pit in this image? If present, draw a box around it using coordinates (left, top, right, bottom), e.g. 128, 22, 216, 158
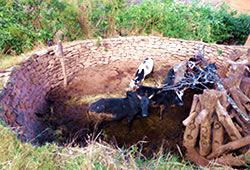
39, 64, 203, 157
0, 36, 243, 162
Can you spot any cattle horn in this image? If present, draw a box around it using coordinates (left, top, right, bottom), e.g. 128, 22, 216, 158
148, 93, 155, 99
136, 93, 142, 100
154, 80, 162, 88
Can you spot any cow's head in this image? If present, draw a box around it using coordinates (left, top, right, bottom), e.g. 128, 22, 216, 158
163, 68, 175, 85
88, 98, 106, 113
127, 91, 153, 118
136, 93, 154, 117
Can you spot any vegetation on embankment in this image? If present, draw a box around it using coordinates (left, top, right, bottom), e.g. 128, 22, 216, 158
0, 122, 202, 169
1, 0, 249, 55
0, 0, 248, 169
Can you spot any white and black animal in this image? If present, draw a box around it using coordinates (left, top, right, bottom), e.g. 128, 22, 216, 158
130, 57, 154, 88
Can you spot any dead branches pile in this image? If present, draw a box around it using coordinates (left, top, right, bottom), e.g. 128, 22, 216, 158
180, 52, 250, 167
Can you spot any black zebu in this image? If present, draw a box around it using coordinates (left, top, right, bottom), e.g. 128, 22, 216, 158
136, 85, 184, 120
135, 66, 185, 120
88, 91, 151, 132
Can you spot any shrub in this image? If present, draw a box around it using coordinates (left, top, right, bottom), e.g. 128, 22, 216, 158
0, 0, 37, 54
114, 0, 249, 44
0, 0, 82, 54
0, 0, 249, 55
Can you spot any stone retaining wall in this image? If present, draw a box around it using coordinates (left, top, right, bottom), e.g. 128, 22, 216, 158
0, 36, 247, 143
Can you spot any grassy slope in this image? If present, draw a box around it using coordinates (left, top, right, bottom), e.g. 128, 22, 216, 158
0, 123, 201, 169
0, 55, 27, 70
1, 1, 248, 168
0, 53, 198, 169
1, 37, 247, 170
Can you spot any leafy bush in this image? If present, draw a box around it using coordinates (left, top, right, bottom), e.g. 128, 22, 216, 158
0, 0, 36, 54
114, 0, 249, 44
0, 0, 82, 54
0, 0, 249, 55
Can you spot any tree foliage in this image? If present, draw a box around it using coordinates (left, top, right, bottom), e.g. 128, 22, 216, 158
0, 0, 81, 54
0, 0, 249, 55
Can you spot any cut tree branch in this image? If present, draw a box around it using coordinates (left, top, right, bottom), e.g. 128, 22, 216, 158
207, 135, 250, 159
216, 101, 242, 141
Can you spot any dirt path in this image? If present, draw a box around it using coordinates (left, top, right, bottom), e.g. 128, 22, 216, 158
181, 0, 250, 14
227, 0, 250, 14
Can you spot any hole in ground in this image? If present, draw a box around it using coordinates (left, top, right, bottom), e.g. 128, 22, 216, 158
35, 63, 203, 158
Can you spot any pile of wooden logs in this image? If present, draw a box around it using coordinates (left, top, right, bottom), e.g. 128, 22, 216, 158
182, 60, 250, 167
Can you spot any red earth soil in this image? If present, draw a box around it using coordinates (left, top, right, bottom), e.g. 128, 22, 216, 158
203, 0, 250, 14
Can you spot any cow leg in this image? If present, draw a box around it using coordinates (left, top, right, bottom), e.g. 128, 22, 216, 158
128, 119, 132, 133
127, 116, 135, 133
159, 105, 165, 120
93, 120, 101, 135
127, 120, 131, 133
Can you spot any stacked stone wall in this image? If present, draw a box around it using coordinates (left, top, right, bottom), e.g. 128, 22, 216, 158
0, 36, 247, 142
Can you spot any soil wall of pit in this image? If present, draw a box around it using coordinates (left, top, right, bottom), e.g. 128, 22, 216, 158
0, 36, 247, 143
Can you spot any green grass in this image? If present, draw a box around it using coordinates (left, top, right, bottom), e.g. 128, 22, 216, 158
0, 79, 4, 89
0, 123, 203, 170
0, 124, 66, 169
1, 0, 249, 55
1, 1, 247, 168
0, 55, 27, 69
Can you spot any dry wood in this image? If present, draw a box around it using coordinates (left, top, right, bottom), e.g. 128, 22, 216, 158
57, 41, 67, 88
234, 122, 243, 133
183, 95, 201, 148
233, 88, 250, 112
223, 65, 245, 89
207, 135, 250, 159
218, 90, 228, 108
240, 77, 250, 97
212, 115, 224, 152
234, 114, 249, 137
195, 109, 209, 124
216, 150, 250, 167
183, 95, 200, 126
199, 90, 218, 113
196, 90, 222, 156
235, 113, 248, 128
186, 147, 210, 167
199, 111, 212, 156
183, 120, 200, 148
216, 101, 242, 141
182, 56, 249, 166
230, 87, 248, 116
